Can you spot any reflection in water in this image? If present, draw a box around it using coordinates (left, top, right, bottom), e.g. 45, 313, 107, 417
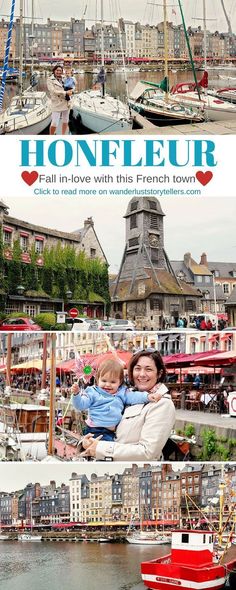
2, 67, 228, 111
0, 541, 168, 590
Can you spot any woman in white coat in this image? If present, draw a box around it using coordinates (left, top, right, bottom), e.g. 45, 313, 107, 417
79, 350, 176, 461
47, 64, 73, 135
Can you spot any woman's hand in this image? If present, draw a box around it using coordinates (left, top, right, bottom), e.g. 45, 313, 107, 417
71, 383, 79, 395
81, 435, 103, 458
81, 433, 94, 450
147, 392, 162, 403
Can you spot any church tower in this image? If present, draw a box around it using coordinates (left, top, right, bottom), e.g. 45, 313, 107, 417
114, 196, 177, 295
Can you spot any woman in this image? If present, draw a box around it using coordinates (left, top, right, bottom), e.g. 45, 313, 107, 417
78, 350, 176, 461
47, 64, 73, 135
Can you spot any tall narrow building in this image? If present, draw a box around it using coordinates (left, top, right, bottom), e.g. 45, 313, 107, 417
111, 197, 201, 329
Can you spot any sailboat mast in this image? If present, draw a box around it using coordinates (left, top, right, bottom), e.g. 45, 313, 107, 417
19, 0, 24, 96
48, 333, 57, 455
0, 0, 16, 111
30, 0, 34, 78
163, 0, 168, 84
6, 334, 12, 387
101, 0, 105, 97
203, 0, 207, 71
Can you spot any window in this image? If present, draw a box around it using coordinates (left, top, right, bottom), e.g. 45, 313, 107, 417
223, 283, 229, 294
186, 300, 196, 312
129, 237, 139, 247
130, 214, 137, 229
3, 230, 12, 246
196, 276, 203, 283
148, 199, 157, 210
24, 305, 37, 317
35, 239, 43, 254
182, 533, 189, 544
205, 276, 211, 283
151, 249, 159, 263
20, 235, 29, 252
213, 269, 220, 277
150, 298, 162, 311
90, 248, 96, 258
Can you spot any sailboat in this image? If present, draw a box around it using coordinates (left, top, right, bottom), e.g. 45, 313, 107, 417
171, 0, 236, 122
126, 498, 170, 546
0, 0, 51, 135
71, 0, 132, 133
18, 500, 42, 542
0, 512, 9, 541
128, 1, 204, 125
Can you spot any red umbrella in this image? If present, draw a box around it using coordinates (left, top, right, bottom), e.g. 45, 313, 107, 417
192, 350, 236, 367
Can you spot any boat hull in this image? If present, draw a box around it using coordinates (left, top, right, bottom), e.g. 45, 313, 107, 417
141, 557, 226, 590
0, 113, 51, 135
18, 534, 42, 542
73, 105, 132, 133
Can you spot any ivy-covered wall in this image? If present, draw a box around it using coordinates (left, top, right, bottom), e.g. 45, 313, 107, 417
0, 230, 110, 309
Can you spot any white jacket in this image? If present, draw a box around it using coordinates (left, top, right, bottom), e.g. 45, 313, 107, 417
95, 385, 175, 461
47, 75, 69, 112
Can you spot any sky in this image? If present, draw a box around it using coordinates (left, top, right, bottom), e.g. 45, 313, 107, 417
0, 461, 186, 492
3, 196, 236, 273
1, 0, 236, 33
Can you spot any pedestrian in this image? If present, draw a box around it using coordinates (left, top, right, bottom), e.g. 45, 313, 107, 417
71, 358, 164, 442
177, 317, 184, 328
206, 319, 213, 330
47, 64, 73, 135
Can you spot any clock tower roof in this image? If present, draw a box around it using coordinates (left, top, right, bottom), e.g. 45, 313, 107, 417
124, 196, 165, 218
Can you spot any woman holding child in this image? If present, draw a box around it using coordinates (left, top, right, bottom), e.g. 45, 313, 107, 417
47, 64, 74, 135
71, 350, 175, 462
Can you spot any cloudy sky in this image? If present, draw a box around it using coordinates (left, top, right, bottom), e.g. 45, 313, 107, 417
0, 461, 187, 492
1, 0, 236, 33
3, 196, 236, 273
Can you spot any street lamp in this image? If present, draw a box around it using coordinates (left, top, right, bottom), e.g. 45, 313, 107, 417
211, 272, 218, 329
61, 289, 72, 312
17, 285, 25, 296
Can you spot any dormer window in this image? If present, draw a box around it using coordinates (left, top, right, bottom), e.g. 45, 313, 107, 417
148, 199, 157, 210
130, 200, 138, 211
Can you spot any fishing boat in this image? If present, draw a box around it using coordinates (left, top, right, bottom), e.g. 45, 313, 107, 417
0, 0, 51, 134
141, 529, 236, 590
71, 0, 132, 133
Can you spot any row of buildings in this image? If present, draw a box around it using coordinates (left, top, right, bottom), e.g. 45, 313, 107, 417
1, 197, 236, 328
1, 329, 236, 369
0, 17, 235, 63
0, 464, 235, 527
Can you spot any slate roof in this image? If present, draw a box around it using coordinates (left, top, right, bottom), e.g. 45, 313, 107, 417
208, 262, 236, 279
225, 287, 236, 305
111, 268, 202, 302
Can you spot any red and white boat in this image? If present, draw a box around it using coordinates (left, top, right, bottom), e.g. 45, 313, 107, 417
141, 529, 236, 590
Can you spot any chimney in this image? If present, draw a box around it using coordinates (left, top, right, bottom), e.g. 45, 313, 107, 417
200, 252, 208, 267
184, 252, 191, 268
84, 217, 94, 228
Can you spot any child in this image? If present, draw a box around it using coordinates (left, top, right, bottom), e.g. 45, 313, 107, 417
63, 67, 76, 101
71, 358, 165, 441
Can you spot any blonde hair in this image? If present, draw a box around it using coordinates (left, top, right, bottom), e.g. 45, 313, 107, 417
96, 359, 124, 384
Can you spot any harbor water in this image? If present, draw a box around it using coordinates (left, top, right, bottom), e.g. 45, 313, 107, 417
0, 541, 167, 590
2, 67, 234, 111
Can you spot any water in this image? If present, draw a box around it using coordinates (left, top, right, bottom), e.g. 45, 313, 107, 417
2, 66, 234, 110
0, 541, 167, 590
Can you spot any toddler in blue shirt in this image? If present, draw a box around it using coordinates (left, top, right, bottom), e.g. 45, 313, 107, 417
71, 358, 164, 441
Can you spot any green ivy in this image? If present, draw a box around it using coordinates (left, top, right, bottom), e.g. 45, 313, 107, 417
0, 233, 110, 308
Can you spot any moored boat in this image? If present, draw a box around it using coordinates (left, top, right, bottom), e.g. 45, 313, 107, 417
18, 533, 42, 542
141, 529, 236, 590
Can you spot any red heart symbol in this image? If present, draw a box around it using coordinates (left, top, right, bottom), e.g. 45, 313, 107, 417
21, 171, 39, 186
195, 171, 213, 186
